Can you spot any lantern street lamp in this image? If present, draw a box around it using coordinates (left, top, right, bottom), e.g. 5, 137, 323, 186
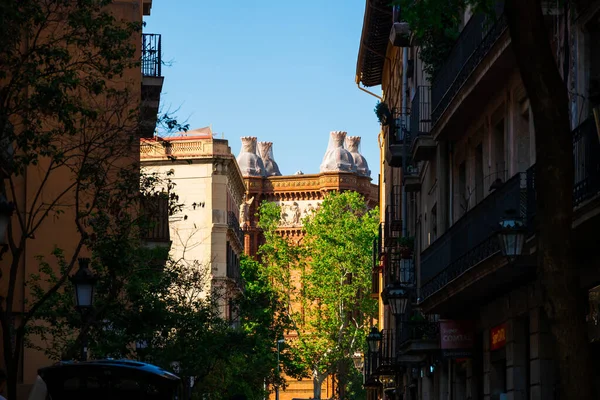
385, 282, 411, 317
0, 194, 14, 260
497, 209, 526, 264
70, 258, 97, 361
70, 258, 97, 311
352, 351, 364, 372
366, 327, 382, 353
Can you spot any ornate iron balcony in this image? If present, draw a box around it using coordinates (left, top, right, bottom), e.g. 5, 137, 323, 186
420, 116, 600, 300
142, 33, 162, 77
431, 10, 507, 126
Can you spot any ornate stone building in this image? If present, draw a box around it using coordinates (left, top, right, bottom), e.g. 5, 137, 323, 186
237, 132, 378, 400
140, 127, 246, 321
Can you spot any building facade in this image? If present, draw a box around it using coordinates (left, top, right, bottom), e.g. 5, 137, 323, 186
356, 1, 600, 400
237, 133, 378, 400
140, 127, 246, 321
0, 1, 164, 397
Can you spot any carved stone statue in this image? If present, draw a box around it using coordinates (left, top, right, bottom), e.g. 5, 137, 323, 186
239, 195, 254, 228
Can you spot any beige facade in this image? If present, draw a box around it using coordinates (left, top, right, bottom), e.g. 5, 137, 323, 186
357, 1, 600, 400
140, 127, 246, 320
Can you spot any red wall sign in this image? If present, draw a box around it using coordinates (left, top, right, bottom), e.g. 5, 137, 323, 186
491, 323, 507, 351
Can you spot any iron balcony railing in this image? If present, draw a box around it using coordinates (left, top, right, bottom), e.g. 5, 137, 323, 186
410, 86, 432, 143
378, 329, 397, 372
142, 33, 162, 77
400, 320, 440, 345
226, 242, 242, 285
141, 194, 170, 242
421, 116, 600, 300
573, 117, 600, 206
431, 6, 507, 126
227, 211, 244, 247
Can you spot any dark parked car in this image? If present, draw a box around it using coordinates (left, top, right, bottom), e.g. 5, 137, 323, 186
28, 360, 181, 400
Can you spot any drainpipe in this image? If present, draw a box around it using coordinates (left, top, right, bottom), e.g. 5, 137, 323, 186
401, 46, 409, 237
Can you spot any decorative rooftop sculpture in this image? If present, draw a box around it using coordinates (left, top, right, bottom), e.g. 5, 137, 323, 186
345, 136, 371, 177
258, 141, 282, 176
237, 136, 265, 177
319, 131, 357, 173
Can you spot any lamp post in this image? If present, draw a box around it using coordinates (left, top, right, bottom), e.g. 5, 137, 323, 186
0, 194, 14, 260
352, 351, 364, 372
276, 338, 285, 400
70, 258, 97, 361
497, 209, 526, 264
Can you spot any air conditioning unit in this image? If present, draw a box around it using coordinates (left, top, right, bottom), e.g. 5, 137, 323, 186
390, 22, 412, 47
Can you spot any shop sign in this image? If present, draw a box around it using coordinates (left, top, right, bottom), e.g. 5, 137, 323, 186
439, 320, 475, 358
491, 323, 507, 351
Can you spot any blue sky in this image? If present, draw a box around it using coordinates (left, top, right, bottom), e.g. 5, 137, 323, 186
144, 0, 382, 177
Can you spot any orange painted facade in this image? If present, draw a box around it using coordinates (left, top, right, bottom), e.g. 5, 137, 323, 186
242, 170, 378, 400
0, 2, 158, 398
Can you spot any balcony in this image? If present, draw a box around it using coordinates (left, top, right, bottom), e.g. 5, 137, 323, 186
431, 8, 507, 128
419, 117, 600, 312
385, 120, 405, 168
410, 86, 435, 162
141, 194, 171, 248
377, 329, 397, 374
403, 165, 421, 193
395, 320, 440, 364
226, 242, 242, 287
227, 211, 244, 248
141, 33, 164, 138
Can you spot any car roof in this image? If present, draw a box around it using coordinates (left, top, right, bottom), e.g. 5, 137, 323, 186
38, 359, 180, 382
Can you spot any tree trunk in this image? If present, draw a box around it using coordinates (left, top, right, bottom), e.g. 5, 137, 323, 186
504, 1, 595, 399
312, 370, 326, 400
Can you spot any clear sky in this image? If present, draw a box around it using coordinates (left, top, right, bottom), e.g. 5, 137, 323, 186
144, 0, 382, 177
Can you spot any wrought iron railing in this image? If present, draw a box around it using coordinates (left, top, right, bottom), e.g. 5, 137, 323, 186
142, 33, 162, 77
573, 116, 600, 207
420, 171, 525, 298
410, 86, 432, 143
227, 211, 244, 247
378, 329, 397, 371
420, 117, 600, 300
384, 246, 415, 287
400, 320, 440, 344
431, 8, 507, 126
141, 194, 170, 242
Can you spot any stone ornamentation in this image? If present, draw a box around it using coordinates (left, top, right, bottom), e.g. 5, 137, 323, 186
236, 137, 265, 177
319, 131, 357, 173
345, 136, 371, 177
258, 141, 282, 176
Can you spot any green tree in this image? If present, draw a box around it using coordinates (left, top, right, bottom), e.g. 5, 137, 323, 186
396, 0, 594, 397
256, 192, 378, 400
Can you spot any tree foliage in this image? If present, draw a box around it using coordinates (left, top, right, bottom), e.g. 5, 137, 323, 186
255, 192, 378, 400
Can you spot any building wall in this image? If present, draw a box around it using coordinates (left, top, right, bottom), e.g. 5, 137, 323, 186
140, 134, 245, 321
242, 167, 378, 400
0, 2, 147, 394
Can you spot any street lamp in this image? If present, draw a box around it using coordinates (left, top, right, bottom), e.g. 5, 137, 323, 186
366, 327, 382, 353
70, 258, 97, 311
70, 258, 97, 361
0, 194, 14, 260
497, 209, 526, 264
352, 351, 364, 372
384, 282, 411, 317
276, 338, 285, 400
